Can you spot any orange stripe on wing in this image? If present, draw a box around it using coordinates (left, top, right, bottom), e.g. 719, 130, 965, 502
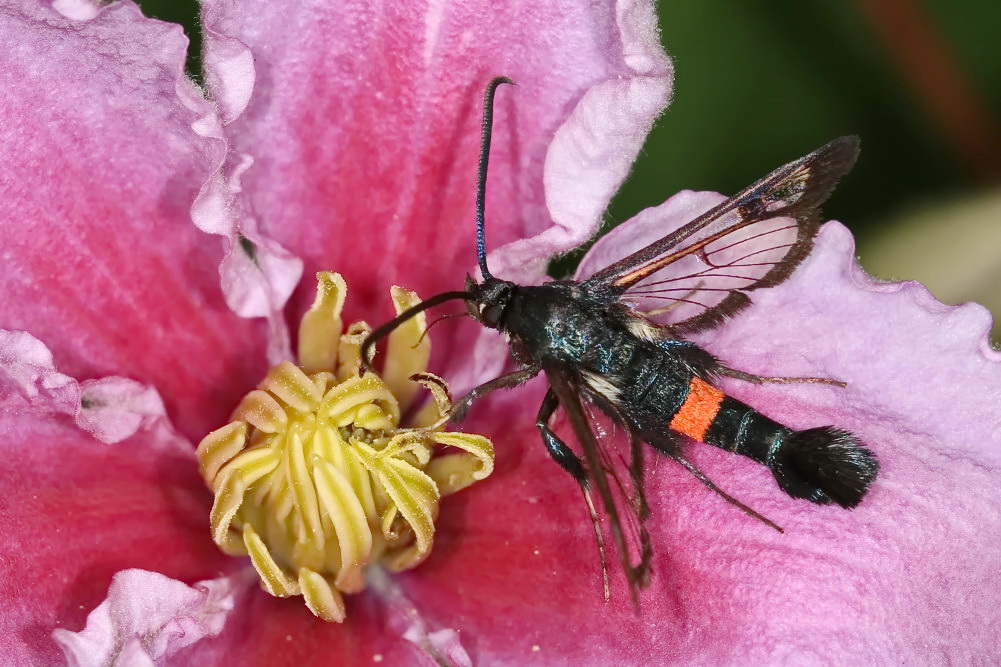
669, 377, 725, 442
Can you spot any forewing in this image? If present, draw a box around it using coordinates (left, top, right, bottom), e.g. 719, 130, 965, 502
544, 363, 651, 603
583, 137, 860, 333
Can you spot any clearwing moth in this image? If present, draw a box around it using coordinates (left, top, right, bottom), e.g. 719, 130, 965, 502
363, 78, 878, 602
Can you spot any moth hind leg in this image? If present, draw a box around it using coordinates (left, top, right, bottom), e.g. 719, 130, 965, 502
717, 365, 846, 388
712, 367, 879, 507
536, 389, 610, 598
643, 428, 783, 533
536, 388, 588, 483
674, 451, 785, 533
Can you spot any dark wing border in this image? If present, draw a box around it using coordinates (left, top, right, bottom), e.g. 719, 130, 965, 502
583, 137, 860, 333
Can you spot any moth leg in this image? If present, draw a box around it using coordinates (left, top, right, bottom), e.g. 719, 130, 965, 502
450, 365, 540, 422
535, 389, 588, 483
536, 388, 610, 600
671, 452, 784, 533
717, 366, 846, 388
666, 343, 845, 388
579, 482, 611, 601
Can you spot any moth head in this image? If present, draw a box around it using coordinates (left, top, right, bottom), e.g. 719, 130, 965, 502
466, 276, 514, 330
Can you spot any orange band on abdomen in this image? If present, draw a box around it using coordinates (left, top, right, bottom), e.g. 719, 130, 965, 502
669, 377, 725, 442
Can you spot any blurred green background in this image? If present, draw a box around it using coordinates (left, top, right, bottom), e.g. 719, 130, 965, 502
137, 0, 1001, 336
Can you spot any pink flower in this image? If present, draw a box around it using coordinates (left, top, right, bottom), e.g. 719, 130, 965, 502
1, 1, 998, 666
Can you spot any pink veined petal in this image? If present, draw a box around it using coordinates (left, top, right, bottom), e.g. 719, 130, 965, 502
483, 0, 673, 285
0, 407, 229, 664
396, 203, 1001, 663
0, 2, 269, 441
194, 0, 305, 362
199, 1, 671, 363
52, 569, 244, 667
0, 331, 239, 662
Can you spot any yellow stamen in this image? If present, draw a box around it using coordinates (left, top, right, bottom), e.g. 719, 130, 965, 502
196, 272, 494, 622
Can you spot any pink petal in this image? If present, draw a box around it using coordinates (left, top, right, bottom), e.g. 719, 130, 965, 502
397, 208, 1001, 661
52, 570, 243, 667
76, 377, 171, 445
189, 102, 303, 363
200, 0, 671, 327
195, 566, 472, 667
576, 190, 726, 281
0, 2, 269, 441
51, 0, 106, 21
366, 568, 472, 667
0, 330, 79, 414
0, 403, 228, 663
185, 588, 439, 666
2, 329, 183, 446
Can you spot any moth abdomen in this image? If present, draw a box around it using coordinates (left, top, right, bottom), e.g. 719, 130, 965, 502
667, 379, 878, 508
765, 427, 879, 508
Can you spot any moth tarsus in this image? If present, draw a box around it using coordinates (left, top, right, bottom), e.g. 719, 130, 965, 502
361, 77, 879, 602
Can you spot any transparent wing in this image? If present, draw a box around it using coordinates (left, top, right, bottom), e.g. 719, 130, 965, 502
544, 363, 651, 603
583, 137, 860, 333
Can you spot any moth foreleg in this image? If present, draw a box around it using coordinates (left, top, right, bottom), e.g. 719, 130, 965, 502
535, 389, 588, 484
450, 365, 540, 422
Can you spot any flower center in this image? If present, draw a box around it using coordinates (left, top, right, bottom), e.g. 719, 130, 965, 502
196, 272, 493, 622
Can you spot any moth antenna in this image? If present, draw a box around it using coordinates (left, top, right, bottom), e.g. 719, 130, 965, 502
475, 76, 515, 281
359, 290, 471, 374
415, 311, 469, 347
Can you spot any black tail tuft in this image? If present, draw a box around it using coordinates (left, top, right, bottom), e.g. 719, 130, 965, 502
770, 427, 879, 508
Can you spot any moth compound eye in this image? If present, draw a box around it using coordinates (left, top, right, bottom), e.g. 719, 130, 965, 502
481, 303, 504, 328
472, 280, 514, 328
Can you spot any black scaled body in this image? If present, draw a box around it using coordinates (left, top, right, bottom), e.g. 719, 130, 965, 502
469, 276, 877, 511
